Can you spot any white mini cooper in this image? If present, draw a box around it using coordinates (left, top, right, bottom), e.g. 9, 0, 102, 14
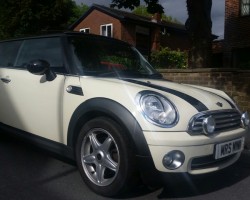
0, 32, 249, 196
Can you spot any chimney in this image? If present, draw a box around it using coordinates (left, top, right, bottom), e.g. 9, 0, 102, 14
151, 13, 162, 23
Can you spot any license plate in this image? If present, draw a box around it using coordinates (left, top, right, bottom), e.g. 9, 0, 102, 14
215, 137, 244, 159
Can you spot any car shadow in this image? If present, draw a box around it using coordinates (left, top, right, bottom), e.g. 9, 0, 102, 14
116, 151, 250, 199
157, 153, 250, 198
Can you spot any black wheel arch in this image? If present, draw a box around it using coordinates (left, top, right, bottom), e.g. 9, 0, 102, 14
67, 98, 151, 157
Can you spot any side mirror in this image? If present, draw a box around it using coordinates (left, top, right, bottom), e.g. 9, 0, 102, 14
26, 59, 56, 81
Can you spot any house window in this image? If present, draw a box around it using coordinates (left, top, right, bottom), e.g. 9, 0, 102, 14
80, 28, 90, 34
100, 24, 113, 37
241, 0, 250, 16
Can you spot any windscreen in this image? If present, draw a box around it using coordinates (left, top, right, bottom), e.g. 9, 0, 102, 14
68, 36, 161, 78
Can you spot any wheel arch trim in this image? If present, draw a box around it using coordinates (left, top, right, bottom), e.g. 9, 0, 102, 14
67, 98, 150, 157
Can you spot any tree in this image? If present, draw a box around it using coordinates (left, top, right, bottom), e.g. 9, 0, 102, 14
110, 0, 213, 68
0, 0, 76, 39
132, 5, 181, 24
68, 3, 89, 25
185, 0, 212, 68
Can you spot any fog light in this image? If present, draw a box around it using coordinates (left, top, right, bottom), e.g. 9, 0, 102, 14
202, 116, 215, 135
241, 112, 250, 128
162, 150, 185, 170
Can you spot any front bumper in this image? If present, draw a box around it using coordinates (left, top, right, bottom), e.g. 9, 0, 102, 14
143, 128, 246, 174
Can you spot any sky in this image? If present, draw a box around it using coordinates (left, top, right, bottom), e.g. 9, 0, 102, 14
74, 0, 225, 37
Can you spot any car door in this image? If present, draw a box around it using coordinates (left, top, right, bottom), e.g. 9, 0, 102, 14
0, 37, 67, 143
0, 40, 23, 126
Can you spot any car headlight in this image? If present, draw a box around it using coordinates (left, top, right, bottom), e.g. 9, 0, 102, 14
241, 112, 250, 128
202, 116, 216, 135
136, 91, 179, 127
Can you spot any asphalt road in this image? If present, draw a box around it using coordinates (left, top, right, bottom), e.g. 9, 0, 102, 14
1, 132, 250, 200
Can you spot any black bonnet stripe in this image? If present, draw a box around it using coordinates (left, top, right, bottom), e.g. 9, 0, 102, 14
124, 79, 208, 112
189, 86, 235, 109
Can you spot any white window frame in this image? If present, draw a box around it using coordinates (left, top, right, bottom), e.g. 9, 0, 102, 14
241, 0, 250, 16
79, 28, 90, 33
100, 24, 113, 37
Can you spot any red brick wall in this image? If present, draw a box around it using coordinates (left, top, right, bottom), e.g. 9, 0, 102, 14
159, 68, 250, 113
73, 10, 122, 39
224, 0, 250, 67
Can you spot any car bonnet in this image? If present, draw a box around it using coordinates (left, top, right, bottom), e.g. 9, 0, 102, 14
121, 78, 236, 112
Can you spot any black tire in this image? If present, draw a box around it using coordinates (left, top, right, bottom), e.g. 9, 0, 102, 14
76, 117, 137, 197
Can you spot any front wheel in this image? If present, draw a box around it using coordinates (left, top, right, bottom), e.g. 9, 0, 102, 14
76, 117, 137, 197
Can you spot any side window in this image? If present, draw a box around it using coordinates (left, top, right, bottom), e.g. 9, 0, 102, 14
0, 41, 22, 68
15, 37, 65, 73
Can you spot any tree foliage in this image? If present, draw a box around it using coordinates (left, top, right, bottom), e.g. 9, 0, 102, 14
132, 6, 181, 24
68, 3, 89, 25
0, 0, 79, 39
111, 0, 164, 14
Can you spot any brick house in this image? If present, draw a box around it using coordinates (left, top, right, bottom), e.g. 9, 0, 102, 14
69, 4, 190, 58
224, 0, 250, 68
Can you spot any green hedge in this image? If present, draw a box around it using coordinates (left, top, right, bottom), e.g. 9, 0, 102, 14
150, 47, 188, 69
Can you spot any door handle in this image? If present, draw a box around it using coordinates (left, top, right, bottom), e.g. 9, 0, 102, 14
0, 78, 11, 83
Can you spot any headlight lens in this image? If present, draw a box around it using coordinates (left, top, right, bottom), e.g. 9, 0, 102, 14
241, 112, 250, 128
136, 91, 178, 127
202, 116, 216, 135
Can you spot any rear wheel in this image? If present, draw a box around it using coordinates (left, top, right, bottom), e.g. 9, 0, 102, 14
76, 117, 137, 197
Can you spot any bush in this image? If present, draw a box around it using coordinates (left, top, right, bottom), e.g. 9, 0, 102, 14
150, 47, 188, 69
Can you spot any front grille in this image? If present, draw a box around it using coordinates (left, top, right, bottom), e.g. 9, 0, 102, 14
188, 109, 242, 135
191, 154, 237, 170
